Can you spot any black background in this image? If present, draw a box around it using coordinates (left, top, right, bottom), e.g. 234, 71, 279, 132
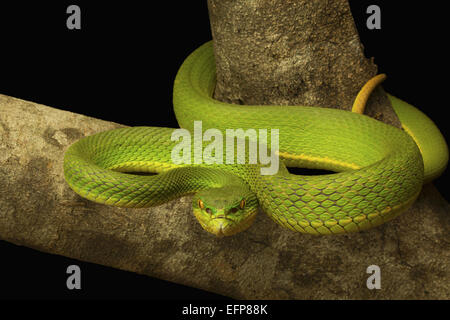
0, 0, 448, 304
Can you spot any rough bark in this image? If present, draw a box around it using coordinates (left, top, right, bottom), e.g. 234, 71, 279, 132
207, 0, 401, 127
0, 94, 449, 299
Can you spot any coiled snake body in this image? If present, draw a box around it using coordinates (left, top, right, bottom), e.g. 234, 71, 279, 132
64, 42, 448, 236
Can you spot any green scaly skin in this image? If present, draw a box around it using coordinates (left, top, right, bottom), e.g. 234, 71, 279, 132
64, 41, 448, 236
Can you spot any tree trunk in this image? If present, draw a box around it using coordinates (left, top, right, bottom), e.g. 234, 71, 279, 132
208, 0, 401, 127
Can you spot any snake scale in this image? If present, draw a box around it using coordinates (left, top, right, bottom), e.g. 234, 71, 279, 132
64, 41, 448, 236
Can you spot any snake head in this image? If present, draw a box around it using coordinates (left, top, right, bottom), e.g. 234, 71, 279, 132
192, 186, 258, 237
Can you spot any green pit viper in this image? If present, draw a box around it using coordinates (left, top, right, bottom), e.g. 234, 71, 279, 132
64, 41, 449, 236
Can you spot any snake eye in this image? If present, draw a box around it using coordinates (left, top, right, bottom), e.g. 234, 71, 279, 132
240, 199, 246, 209
206, 208, 212, 214
198, 199, 204, 209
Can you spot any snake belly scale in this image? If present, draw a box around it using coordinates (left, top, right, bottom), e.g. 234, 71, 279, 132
64, 41, 448, 236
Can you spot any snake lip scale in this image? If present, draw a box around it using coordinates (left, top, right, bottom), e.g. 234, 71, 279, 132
64, 41, 449, 236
